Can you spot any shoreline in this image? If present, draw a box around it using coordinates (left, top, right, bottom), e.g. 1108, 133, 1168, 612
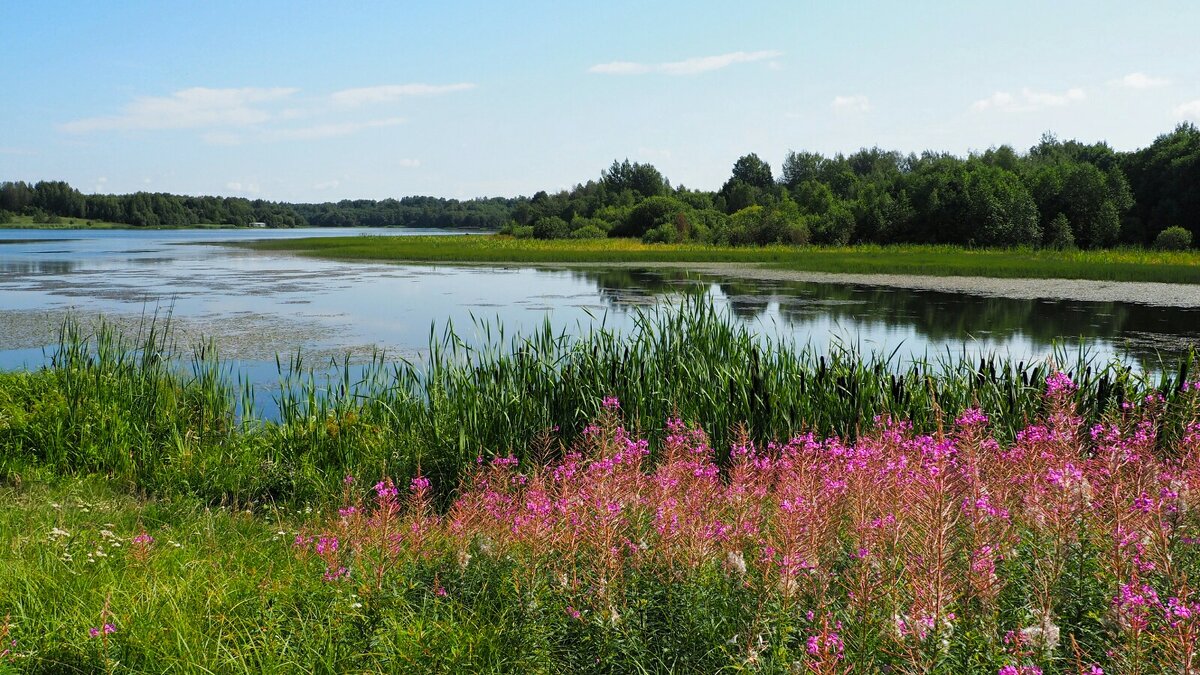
650, 262, 1200, 309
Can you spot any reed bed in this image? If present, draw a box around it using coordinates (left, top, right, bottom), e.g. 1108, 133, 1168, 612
1, 299, 1196, 507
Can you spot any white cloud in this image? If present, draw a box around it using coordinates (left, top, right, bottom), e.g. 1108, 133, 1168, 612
61, 87, 298, 133
1111, 72, 1171, 89
1175, 100, 1200, 121
395, 158, 420, 167
266, 117, 406, 141
202, 117, 406, 145
831, 95, 870, 113
589, 50, 782, 76
330, 83, 476, 107
971, 87, 1085, 112
225, 181, 261, 195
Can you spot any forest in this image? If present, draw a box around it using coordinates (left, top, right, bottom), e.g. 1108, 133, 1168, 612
2, 123, 1197, 249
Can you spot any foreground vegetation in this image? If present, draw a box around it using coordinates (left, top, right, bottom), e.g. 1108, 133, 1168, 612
3, 305, 1200, 672
2, 384, 1199, 672
4, 123, 1199, 248
247, 236, 1200, 284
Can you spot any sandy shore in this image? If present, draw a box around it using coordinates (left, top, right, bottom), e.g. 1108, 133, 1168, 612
545, 262, 1200, 309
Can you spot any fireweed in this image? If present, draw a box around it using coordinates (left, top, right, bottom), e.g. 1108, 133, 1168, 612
295, 379, 1200, 673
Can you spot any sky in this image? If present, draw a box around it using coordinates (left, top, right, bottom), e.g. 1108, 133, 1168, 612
2, 1, 1199, 202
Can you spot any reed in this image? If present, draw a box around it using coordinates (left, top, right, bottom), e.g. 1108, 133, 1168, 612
1, 299, 1196, 507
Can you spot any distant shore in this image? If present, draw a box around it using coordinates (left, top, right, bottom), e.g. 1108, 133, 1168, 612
242, 234, 1200, 287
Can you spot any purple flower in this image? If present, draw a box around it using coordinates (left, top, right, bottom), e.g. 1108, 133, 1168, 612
601, 396, 620, 410
1045, 371, 1076, 396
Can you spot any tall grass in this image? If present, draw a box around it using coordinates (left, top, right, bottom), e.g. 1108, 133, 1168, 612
1, 299, 1196, 506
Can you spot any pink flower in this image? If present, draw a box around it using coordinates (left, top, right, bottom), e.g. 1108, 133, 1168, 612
132, 533, 154, 545
601, 396, 620, 410
1045, 371, 1076, 396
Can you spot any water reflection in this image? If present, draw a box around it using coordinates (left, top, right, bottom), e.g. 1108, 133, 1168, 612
0, 229, 1197, 375
0, 260, 78, 275
566, 268, 1200, 365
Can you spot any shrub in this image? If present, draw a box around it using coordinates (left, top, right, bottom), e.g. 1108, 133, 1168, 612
1043, 213, 1075, 250
532, 216, 571, 240
509, 225, 534, 239
1153, 225, 1193, 251
569, 224, 606, 240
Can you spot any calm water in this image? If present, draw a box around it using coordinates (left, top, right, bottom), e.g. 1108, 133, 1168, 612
2, 228, 1199, 382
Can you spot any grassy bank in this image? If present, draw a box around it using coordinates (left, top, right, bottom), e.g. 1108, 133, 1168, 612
1, 215, 237, 230
245, 235, 1200, 284
2, 306, 1200, 672
2, 386, 1199, 672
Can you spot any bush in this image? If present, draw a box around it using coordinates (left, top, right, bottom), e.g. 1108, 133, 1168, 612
532, 216, 570, 240
640, 223, 678, 244
509, 225, 534, 239
613, 196, 688, 238
1153, 225, 1193, 250
569, 224, 606, 240
1044, 213, 1075, 250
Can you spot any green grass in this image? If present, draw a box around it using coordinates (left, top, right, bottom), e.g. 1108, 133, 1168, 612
1, 215, 239, 230
244, 235, 1200, 284
1, 302, 1193, 509
1, 306, 1199, 672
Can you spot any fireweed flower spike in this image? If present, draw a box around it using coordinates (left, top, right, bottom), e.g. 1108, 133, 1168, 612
292, 393, 1200, 670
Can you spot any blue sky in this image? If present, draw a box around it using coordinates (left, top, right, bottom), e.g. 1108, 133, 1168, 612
2, 1, 1198, 201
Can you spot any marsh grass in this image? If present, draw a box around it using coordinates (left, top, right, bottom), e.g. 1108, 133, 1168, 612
244, 235, 1200, 284
0, 299, 1195, 507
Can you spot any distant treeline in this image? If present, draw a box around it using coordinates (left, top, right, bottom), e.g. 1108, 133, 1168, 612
3, 123, 1198, 248
499, 123, 1199, 250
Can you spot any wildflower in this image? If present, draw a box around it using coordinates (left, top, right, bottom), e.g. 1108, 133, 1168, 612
410, 476, 431, 492
132, 533, 154, 545
724, 550, 747, 577
88, 624, 116, 638
322, 566, 350, 582
1045, 371, 1076, 396
374, 480, 398, 500
601, 396, 620, 410
566, 606, 582, 620
343, 474, 354, 485
955, 407, 989, 427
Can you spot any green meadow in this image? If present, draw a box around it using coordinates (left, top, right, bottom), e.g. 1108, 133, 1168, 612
245, 235, 1200, 284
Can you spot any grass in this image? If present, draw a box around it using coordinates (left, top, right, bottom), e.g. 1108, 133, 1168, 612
1, 215, 238, 230
0, 301, 1193, 507
244, 235, 1200, 284
1, 304, 1199, 671
1, 384, 1198, 672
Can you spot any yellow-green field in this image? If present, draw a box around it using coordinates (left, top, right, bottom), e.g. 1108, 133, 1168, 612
245, 235, 1200, 284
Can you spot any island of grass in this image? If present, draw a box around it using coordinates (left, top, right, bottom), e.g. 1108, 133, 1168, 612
244, 234, 1200, 285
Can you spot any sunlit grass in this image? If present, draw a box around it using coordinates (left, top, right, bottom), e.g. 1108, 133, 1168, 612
243, 235, 1200, 284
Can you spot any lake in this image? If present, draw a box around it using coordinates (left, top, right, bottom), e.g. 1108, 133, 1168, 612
2, 228, 1198, 385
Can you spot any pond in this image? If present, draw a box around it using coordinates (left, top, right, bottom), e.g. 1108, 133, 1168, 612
2, 228, 1198, 385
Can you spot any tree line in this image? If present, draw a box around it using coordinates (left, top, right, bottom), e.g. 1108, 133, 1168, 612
502, 123, 1198, 250
3, 123, 1197, 248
